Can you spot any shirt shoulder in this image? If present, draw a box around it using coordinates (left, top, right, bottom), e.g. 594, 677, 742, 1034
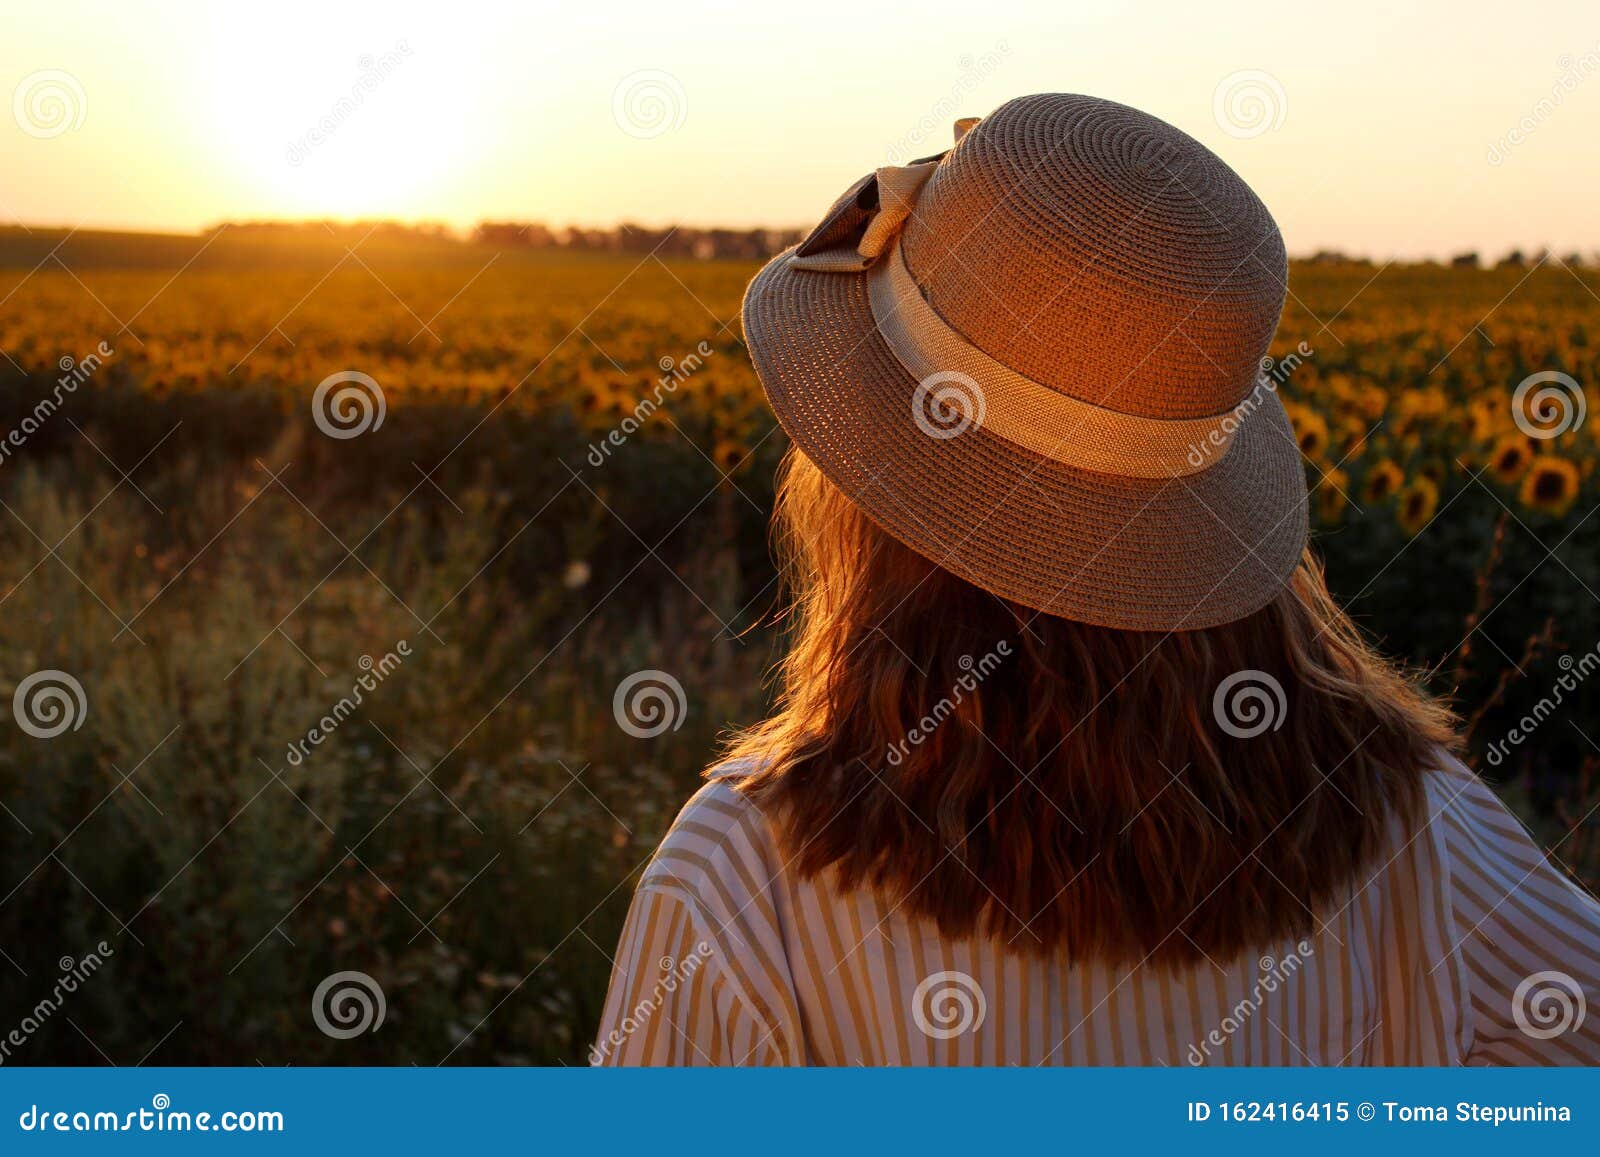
1420, 750, 1549, 869
633, 765, 803, 1051
639, 762, 784, 922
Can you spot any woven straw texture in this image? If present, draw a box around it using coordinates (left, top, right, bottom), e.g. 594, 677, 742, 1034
741, 93, 1309, 630
906, 94, 1288, 419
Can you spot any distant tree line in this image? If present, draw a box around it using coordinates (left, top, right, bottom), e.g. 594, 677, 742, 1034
205, 221, 1593, 267
472, 222, 806, 261
207, 220, 459, 242
206, 219, 803, 260
1441, 248, 1592, 269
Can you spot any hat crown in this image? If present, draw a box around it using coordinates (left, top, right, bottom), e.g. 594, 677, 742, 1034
901, 94, 1287, 420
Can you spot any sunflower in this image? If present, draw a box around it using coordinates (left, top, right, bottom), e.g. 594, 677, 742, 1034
713, 438, 747, 474
1467, 398, 1498, 442
1357, 384, 1388, 421
1315, 468, 1350, 524
1333, 419, 1369, 460
1396, 476, 1440, 535
1416, 459, 1447, 486
1361, 459, 1405, 504
1488, 434, 1533, 484
1291, 408, 1330, 460
1518, 456, 1581, 516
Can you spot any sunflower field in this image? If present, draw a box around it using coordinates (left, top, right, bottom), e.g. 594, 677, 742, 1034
0, 227, 1596, 1065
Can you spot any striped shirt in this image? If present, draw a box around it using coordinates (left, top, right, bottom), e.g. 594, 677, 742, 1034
593, 756, 1600, 1065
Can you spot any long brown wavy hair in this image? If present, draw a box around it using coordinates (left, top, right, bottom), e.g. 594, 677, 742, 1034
724, 449, 1460, 967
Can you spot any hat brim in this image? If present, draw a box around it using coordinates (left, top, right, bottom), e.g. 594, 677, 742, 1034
742, 248, 1310, 631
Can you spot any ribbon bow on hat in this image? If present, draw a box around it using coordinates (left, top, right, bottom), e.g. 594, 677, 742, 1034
788, 118, 979, 273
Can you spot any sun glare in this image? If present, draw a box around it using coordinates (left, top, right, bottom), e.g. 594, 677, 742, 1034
190, 6, 487, 224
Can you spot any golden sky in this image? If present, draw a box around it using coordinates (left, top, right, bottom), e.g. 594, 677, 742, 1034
3, 0, 1598, 259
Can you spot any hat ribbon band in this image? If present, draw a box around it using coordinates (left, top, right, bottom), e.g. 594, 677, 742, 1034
866, 235, 1249, 479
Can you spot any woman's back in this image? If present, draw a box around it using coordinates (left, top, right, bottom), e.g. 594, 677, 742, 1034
594, 94, 1600, 1066
596, 757, 1600, 1066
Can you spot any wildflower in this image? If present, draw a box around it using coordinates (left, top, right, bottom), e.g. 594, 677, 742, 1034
1519, 456, 1581, 516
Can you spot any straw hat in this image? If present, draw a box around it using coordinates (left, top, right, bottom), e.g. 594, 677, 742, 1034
742, 93, 1309, 631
